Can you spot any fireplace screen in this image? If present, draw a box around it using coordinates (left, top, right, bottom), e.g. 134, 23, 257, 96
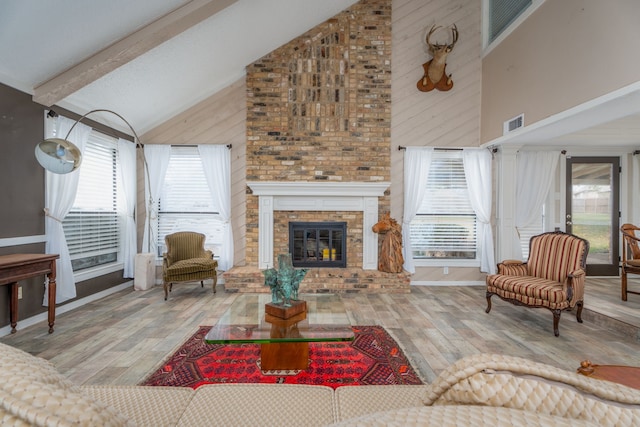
289, 222, 346, 268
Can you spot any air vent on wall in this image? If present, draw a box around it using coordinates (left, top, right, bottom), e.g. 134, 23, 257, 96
503, 114, 524, 135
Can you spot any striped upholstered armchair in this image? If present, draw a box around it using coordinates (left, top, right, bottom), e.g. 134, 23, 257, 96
162, 231, 218, 301
485, 231, 589, 337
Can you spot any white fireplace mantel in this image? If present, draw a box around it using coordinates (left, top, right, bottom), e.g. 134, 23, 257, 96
247, 181, 390, 270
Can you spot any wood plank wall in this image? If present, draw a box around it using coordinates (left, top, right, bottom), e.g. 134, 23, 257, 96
140, 79, 247, 266
391, 0, 483, 282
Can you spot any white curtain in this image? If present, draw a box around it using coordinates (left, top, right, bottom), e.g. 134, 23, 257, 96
463, 148, 496, 274
633, 153, 640, 225
198, 145, 233, 271
43, 116, 92, 305
118, 138, 137, 278
402, 147, 434, 274
514, 151, 560, 259
142, 145, 171, 256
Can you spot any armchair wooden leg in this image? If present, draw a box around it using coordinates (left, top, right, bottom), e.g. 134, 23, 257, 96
622, 272, 628, 301
200, 281, 204, 288
212, 275, 217, 294
485, 292, 492, 314
552, 310, 561, 337
163, 283, 169, 301
575, 301, 583, 323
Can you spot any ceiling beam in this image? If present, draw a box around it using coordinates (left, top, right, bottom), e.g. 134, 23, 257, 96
33, 0, 237, 107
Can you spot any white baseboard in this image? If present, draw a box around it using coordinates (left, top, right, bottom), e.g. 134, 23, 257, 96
411, 281, 485, 287
0, 281, 133, 338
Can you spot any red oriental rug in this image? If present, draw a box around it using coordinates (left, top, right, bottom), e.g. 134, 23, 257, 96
140, 325, 422, 389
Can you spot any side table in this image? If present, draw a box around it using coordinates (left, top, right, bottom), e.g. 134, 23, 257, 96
0, 254, 59, 334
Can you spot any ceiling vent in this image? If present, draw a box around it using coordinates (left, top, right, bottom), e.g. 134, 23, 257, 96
503, 114, 524, 135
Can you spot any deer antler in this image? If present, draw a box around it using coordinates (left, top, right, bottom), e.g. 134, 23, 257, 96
426, 25, 442, 52
448, 24, 458, 51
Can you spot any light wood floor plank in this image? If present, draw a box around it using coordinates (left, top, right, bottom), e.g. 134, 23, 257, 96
2, 278, 640, 386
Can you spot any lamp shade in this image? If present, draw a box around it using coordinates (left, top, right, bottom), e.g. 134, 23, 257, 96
35, 138, 82, 174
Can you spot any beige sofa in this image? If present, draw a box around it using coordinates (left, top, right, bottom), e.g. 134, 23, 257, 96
2, 342, 640, 427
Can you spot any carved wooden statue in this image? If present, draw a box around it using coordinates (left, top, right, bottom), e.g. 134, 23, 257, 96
417, 24, 458, 92
372, 213, 404, 273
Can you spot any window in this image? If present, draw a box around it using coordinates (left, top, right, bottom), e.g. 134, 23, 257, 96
484, 0, 544, 51
410, 151, 477, 261
63, 130, 122, 271
156, 146, 225, 258
488, 0, 531, 43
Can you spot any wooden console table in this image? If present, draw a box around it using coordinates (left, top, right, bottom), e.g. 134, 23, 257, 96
0, 254, 59, 334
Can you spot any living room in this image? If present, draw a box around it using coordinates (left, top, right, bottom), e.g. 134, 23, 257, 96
1, 0, 640, 423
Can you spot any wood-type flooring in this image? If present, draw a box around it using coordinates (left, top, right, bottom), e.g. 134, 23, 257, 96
2, 277, 640, 385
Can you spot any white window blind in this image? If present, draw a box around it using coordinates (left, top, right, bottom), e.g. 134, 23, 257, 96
410, 152, 477, 259
156, 146, 225, 257
489, 0, 532, 43
63, 130, 121, 271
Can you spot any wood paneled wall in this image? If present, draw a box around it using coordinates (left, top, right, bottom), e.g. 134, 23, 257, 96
391, 0, 484, 282
141, 79, 247, 266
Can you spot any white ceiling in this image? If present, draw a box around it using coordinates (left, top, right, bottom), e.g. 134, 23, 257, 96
1, 0, 639, 148
0, 0, 357, 134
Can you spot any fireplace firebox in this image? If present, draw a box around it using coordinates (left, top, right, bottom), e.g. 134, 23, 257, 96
289, 222, 346, 268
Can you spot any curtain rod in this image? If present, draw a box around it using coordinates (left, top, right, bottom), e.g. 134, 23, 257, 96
397, 146, 464, 151
171, 144, 232, 149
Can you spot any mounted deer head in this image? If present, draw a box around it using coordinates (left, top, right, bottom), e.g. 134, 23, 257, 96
417, 24, 458, 92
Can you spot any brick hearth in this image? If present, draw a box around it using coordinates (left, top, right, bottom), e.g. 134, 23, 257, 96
223, 266, 410, 293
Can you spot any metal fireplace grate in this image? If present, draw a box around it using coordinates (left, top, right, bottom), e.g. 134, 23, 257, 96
289, 221, 346, 268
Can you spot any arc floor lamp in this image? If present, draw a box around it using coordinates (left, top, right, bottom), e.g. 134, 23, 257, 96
35, 109, 155, 289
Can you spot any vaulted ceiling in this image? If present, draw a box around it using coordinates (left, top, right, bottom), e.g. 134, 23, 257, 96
0, 0, 357, 134
1, 0, 639, 148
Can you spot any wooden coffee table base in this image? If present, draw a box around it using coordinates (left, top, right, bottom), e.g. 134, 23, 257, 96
261, 309, 309, 370
261, 342, 309, 371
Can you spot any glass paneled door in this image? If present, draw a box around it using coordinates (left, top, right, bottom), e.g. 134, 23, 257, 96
566, 157, 620, 276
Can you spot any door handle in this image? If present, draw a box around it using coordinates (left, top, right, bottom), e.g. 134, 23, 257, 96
566, 221, 572, 225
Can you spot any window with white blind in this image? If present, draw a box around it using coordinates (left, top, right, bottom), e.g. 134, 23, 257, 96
410, 151, 477, 261
63, 130, 122, 271
156, 146, 225, 258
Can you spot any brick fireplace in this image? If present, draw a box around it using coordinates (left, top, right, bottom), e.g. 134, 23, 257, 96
222, 0, 409, 293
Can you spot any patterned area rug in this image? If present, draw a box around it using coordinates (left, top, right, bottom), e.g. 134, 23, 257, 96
141, 325, 422, 389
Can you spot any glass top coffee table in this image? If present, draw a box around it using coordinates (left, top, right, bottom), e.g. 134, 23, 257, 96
205, 293, 354, 370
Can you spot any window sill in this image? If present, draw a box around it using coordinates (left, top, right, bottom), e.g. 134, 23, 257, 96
74, 262, 124, 283
413, 259, 480, 268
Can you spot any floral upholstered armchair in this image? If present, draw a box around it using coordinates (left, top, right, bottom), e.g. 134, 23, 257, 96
485, 231, 589, 337
162, 231, 218, 301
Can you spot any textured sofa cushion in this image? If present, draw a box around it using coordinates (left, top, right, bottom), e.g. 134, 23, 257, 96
334, 385, 429, 422
176, 383, 336, 427
81, 385, 195, 427
0, 342, 132, 427
423, 353, 640, 427
329, 405, 597, 426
